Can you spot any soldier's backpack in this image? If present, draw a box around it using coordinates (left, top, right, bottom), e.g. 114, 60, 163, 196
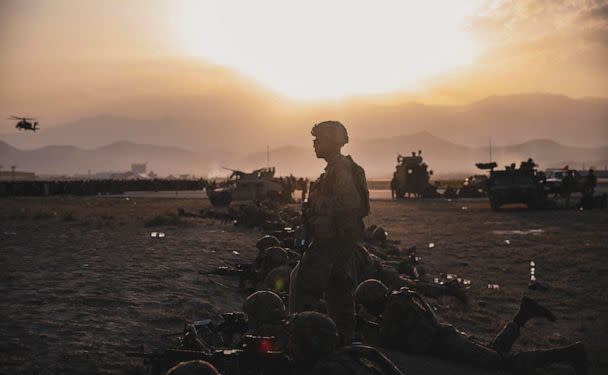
346, 155, 370, 217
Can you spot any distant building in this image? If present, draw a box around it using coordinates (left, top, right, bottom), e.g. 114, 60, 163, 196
0, 171, 36, 181
131, 163, 147, 174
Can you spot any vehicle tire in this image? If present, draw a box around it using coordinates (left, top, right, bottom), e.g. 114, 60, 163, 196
489, 193, 501, 211
527, 193, 544, 210
396, 188, 405, 199
210, 190, 232, 206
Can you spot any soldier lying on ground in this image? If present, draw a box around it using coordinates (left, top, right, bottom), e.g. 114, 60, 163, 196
255, 235, 301, 268
287, 311, 403, 375
354, 279, 588, 374
241, 291, 289, 351
363, 225, 403, 258
353, 244, 468, 304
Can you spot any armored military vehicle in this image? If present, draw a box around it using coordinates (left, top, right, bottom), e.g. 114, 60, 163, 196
391, 151, 438, 198
207, 167, 283, 207
477, 159, 546, 210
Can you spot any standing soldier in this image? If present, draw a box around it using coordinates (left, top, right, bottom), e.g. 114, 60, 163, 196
561, 170, 574, 208
583, 168, 597, 196
289, 121, 370, 344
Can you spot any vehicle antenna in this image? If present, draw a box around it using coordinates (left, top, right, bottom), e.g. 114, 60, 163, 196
489, 136, 493, 162
266, 145, 270, 168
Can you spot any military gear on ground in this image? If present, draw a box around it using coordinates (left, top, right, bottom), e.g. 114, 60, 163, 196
311, 120, 349, 145
243, 291, 286, 326
127, 338, 291, 375
199, 264, 257, 289
354, 279, 389, 316
263, 265, 292, 294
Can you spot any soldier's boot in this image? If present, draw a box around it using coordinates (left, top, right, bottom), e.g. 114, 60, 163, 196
510, 342, 587, 375
514, 296, 556, 326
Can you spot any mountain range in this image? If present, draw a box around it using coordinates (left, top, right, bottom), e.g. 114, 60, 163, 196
2, 93, 608, 153
2, 132, 606, 178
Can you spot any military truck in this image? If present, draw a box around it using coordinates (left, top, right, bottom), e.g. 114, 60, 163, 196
207, 167, 283, 207
477, 160, 546, 210
391, 151, 438, 198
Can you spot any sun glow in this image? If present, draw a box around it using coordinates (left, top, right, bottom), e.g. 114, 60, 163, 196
173, 0, 482, 100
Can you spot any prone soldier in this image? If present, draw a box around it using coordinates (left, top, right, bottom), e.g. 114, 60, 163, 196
241, 290, 289, 351
354, 279, 588, 374
287, 311, 403, 375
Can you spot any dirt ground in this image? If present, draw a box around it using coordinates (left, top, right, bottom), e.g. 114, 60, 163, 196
0, 196, 606, 375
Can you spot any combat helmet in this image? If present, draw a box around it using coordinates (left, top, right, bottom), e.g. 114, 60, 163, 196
371, 226, 388, 243
288, 311, 339, 361
311, 120, 349, 146
243, 291, 286, 326
261, 246, 289, 272
165, 360, 220, 375
354, 279, 389, 316
263, 265, 292, 294
256, 235, 281, 251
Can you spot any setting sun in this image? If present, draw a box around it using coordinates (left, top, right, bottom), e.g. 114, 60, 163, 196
173, 0, 483, 99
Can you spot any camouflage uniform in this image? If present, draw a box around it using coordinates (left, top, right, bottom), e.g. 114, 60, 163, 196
353, 246, 466, 303
380, 288, 586, 372
290, 122, 370, 343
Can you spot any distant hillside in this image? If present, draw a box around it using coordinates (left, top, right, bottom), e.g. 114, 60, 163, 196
1, 133, 606, 178
2, 93, 607, 152
0, 140, 205, 176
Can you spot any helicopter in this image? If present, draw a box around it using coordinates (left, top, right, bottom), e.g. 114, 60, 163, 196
9, 116, 39, 132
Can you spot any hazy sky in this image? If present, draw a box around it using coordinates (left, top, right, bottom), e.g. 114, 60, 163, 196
1, 0, 607, 124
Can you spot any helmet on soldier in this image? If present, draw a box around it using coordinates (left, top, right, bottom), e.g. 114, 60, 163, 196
165, 360, 220, 375
311, 121, 349, 146
354, 279, 389, 317
263, 265, 292, 294
261, 246, 289, 272
256, 235, 281, 251
371, 226, 388, 243
243, 291, 286, 326
288, 311, 339, 362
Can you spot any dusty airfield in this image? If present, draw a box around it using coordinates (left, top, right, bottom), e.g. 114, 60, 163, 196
1, 196, 607, 375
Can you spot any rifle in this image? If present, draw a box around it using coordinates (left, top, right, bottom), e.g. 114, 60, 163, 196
127, 335, 290, 375
199, 264, 257, 289
191, 312, 249, 347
